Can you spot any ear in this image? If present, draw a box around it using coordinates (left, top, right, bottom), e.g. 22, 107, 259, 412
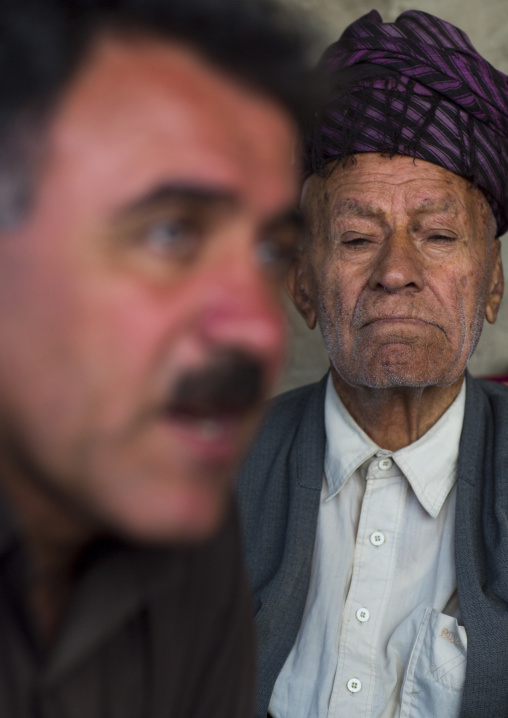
285, 252, 317, 330
485, 239, 504, 324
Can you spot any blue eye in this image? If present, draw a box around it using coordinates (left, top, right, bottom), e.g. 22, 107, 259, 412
257, 239, 295, 275
144, 220, 195, 256
257, 241, 278, 265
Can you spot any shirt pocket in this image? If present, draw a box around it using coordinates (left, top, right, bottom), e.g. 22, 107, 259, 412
400, 608, 467, 718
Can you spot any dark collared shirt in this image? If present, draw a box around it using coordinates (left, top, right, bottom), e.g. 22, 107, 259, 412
0, 496, 255, 718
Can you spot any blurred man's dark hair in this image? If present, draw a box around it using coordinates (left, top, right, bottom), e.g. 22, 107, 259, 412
0, 0, 316, 225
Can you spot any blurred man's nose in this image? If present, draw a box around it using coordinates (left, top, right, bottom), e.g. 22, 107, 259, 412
197, 243, 287, 374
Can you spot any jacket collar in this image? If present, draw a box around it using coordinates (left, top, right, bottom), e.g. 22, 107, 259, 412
295, 374, 329, 491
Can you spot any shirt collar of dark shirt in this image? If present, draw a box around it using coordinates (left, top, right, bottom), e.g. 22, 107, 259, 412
0, 482, 200, 687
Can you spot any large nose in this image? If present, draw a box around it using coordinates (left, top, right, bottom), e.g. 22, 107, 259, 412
196, 243, 287, 378
368, 228, 424, 293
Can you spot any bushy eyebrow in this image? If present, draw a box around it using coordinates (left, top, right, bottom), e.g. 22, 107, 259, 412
111, 182, 301, 235
331, 196, 460, 221
113, 183, 240, 219
332, 198, 385, 220
412, 197, 458, 216
264, 207, 303, 234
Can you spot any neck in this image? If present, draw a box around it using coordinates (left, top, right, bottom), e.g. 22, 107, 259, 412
332, 371, 465, 451
0, 459, 98, 642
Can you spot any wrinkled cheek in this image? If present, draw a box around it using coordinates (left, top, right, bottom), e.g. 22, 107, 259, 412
438, 279, 484, 382
465, 294, 488, 360
315, 290, 346, 343
458, 270, 488, 346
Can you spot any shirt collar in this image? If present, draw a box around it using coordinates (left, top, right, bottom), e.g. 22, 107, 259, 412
324, 375, 466, 518
324, 374, 378, 498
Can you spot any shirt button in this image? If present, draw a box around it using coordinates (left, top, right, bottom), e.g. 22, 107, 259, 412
347, 678, 362, 693
356, 607, 370, 623
378, 457, 393, 470
370, 530, 385, 547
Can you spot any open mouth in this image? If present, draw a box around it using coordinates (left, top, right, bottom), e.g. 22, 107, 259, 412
163, 413, 236, 449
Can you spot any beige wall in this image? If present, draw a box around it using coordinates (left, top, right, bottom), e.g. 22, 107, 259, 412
277, 0, 508, 393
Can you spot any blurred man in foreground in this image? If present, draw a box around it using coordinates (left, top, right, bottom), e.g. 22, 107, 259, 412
238, 10, 508, 718
0, 0, 314, 715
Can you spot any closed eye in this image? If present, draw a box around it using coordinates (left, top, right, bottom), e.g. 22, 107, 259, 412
342, 236, 372, 246
428, 234, 457, 242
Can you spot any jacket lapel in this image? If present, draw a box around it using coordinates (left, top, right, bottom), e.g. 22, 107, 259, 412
457, 374, 508, 718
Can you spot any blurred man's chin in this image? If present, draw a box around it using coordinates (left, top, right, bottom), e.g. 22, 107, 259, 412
108, 481, 231, 545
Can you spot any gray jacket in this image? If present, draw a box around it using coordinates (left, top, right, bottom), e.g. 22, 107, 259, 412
237, 373, 508, 718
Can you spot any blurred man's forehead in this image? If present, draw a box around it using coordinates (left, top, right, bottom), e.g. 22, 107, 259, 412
34, 33, 297, 224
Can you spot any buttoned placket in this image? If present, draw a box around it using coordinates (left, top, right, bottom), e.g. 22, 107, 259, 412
328, 455, 407, 716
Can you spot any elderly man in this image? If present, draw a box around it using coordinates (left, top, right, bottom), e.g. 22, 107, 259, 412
238, 10, 508, 718
0, 0, 314, 716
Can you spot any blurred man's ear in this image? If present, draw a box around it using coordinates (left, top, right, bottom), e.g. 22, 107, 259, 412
485, 239, 504, 324
286, 253, 317, 329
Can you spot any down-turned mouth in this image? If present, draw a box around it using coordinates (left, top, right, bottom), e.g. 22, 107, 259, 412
364, 316, 432, 326
361, 315, 441, 330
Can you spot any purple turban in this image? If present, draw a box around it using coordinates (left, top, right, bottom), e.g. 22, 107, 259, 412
305, 10, 508, 236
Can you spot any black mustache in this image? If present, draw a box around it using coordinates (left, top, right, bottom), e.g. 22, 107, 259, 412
167, 350, 265, 417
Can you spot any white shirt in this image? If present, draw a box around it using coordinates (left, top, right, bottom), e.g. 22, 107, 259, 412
269, 375, 467, 718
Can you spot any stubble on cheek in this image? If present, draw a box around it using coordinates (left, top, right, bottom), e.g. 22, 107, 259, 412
457, 263, 490, 363
313, 278, 355, 383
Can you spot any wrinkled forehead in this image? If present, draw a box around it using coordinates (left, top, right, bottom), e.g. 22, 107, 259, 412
301, 153, 494, 238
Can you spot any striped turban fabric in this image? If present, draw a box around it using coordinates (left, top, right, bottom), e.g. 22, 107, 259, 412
304, 10, 508, 236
